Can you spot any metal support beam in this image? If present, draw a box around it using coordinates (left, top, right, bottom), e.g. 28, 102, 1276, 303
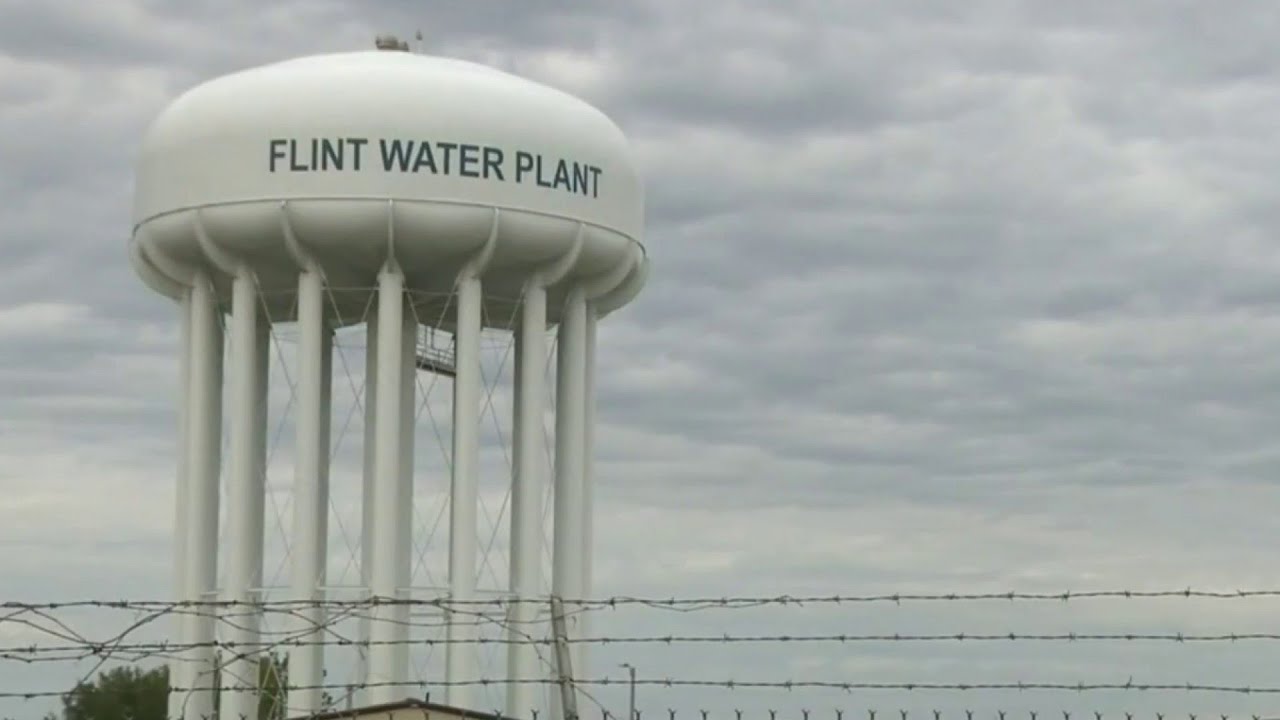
367, 267, 409, 703
288, 269, 334, 715
507, 282, 547, 719
397, 295, 418, 680
579, 308, 599, 683
446, 274, 484, 707
169, 288, 192, 720
356, 304, 378, 707
180, 273, 222, 720
220, 267, 270, 720
552, 286, 587, 715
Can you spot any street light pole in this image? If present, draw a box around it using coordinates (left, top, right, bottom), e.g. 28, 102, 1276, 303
619, 663, 636, 720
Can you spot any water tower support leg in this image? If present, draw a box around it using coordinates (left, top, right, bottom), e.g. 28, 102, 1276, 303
507, 283, 547, 720
221, 268, 270, 720
396, 295, 417, 677
552, 286, 587, 717
579, 309, 598, 680
446, 274, 483, 707
169, 289, 192, 720
289, 269, 333, 715
357, 307, 378, 707
182, 273, 223, 720
367, 267, 408, 703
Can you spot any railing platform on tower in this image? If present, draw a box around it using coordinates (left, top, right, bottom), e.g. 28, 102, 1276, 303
415, 327, 456, 376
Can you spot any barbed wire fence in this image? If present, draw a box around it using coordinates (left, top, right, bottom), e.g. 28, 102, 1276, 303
5, 591, 1280, 720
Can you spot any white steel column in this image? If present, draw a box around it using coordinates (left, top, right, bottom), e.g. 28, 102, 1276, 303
574, 251, 644, 692
181, 273, 222, 720
552, 286, 587, 685
251, 298, 271, 717
289, 269, 333, 715
397, 298, 417, 675
446, 273, 483, 707
579, 309, 599, 683
357, 306, 378, 706
367, 266, 408, 703
506, 282, 546, 719
221, 268, 270, 720
169, 289, 192, 720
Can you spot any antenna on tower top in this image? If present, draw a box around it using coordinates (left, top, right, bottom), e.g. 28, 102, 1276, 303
374, 33, 410, 51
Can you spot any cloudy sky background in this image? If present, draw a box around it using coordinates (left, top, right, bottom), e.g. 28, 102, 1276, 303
6, 0, 1280, 716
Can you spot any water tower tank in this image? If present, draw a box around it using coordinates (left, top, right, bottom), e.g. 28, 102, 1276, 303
133, 49, 645, 323
130, 47, 647, 720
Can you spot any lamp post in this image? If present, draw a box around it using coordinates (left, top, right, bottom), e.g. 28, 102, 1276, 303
619, 663, 636, 720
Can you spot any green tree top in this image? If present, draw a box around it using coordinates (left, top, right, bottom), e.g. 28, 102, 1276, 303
44, 655, 289, 720
56, 666, 168, 720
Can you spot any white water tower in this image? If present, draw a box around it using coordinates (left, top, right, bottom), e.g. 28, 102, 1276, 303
129, 43, 646, 720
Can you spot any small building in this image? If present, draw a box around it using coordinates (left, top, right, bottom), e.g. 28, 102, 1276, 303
289, 698, 506, 720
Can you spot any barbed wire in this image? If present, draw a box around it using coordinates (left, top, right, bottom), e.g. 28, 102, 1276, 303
522, 711, 1274, 720
10, 676, 1280, 701
9, 711, 1277, 720
7, 592, 1280, 669
7, 588, 1280, 613
12, 630, 1280, 665
585, 712, 1278, 720
12, 707, 1280, 712
7, 591, 1280, 716
596, 707, 1280, 712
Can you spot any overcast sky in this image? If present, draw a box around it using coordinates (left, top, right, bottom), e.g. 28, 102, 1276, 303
5, 0, 1280, 718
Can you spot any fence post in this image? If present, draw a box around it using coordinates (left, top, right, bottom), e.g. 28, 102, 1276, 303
549, 597, 578, 720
